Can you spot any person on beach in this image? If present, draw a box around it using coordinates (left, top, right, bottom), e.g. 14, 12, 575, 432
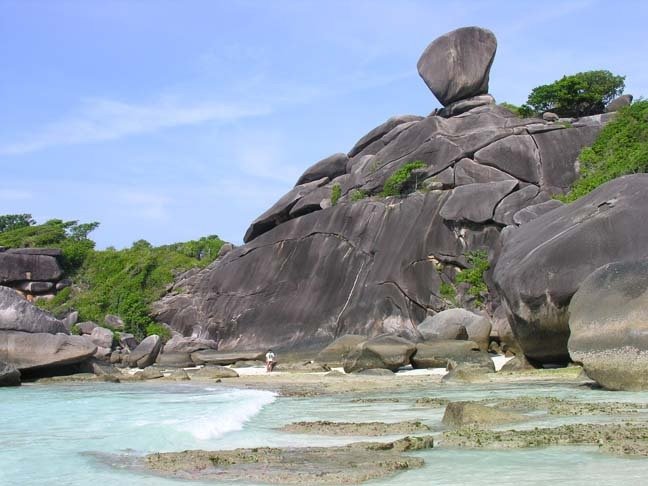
265, 349, 276, 372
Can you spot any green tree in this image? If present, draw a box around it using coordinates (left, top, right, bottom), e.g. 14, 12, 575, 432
526, 70, 625, 117
0, 214, 35, 233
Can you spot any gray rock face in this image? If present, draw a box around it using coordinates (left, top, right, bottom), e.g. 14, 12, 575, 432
494, 186, 549, 226
411, 340, 493, 369
493, 175, 648, 363
155, 69, 606, 354
440, 181, 518, 223
418, 309, 491, 350
0, 360, 20, 386
0, 286, 67, 334
542, 112, 559, 122
0, 252, 63, 284
417, 316, 468, 341
156, 191, 499, 351
0, 331, 96, 371
244, 177, 329, 242
190, 350, 265, 366
474, 135, 540, 183
128, 335, 162, 369
348, 115, 423, 158
512, 199, 563, 225
156, 352, 194, 368
78, 321, 98, 335
605, 94, 633, 113
417, 27, 497, 106
454, 158, 516, 186
568, 260, 648, 390
438, 94, 495, 118
315, 335, 367, 365
296, 153, 349, 186
89, 327, 113, 349
343, 335, 416, 373
189, 365, 239, 380
163, 335, 218, 354
533, 126, 600, 194
104, 314, 124, 330
119, 332, 138, 351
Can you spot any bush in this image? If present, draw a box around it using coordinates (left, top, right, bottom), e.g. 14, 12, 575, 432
381, 161, 427, 197
499, 102, 534, 118
439, 282, 457, 305
330, 183, 342, 206
456, 250, 490, 307
350, 189, 368, 202
559, 100, 648, 202
526, 70, 625, 117
146, 323, 172, 342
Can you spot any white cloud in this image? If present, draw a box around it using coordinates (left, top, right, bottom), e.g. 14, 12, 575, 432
0, 97, 271, 156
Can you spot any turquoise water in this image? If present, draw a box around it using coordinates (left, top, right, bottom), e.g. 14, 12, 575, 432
2, 381, 648, 485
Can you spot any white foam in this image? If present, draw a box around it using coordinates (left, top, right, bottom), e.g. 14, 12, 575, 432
181, 389, 276, 440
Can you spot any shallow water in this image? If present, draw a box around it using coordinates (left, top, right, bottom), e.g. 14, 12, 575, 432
2, 380, 648, 485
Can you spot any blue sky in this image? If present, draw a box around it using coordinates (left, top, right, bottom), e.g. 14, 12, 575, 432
1, 0, 647, 248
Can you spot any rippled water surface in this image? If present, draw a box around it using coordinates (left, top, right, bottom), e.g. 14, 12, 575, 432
2, 380, 648, 485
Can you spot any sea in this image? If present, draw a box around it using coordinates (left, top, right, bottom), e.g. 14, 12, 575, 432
2, 381, 648, 485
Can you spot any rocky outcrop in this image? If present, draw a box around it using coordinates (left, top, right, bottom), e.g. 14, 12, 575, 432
0, 286, 66, 334
315, 335, 367, 365
568, 260, 648, 390
494, 175, 648, 364
417, 27, 497, 106
605, 94, 633, 113
0, 248, 66, 300
343, 335, 416, 373
0, 331, 96, 371
442, 401, 524, 427
190, 350, 265, 366
417, 309, 491, 350
0, 360, 20, 386
154, 27, 607, 353
127, 335, 162, 368
410, 340, 493, 369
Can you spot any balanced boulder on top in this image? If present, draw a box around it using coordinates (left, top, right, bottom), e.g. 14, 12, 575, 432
417, 26, 497, 106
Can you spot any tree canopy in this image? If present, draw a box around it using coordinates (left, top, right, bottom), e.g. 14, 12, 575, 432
526, 70, 625, 117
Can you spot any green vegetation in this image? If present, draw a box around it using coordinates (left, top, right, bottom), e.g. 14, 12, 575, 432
146, 323, 172, 342
0, 218, 99, 273
559, 100, 648, 202
0, 214, 225, 340
439, 281, 457, 306
499, 102, 534, 118
456, 250, 490, 307
381, 161, 426, 197
350, 189, 368, 202
331, 183, 342, 205
0, 213, 35, 233
526, 70, 625, 117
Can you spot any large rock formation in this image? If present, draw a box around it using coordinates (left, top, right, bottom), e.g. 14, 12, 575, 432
568, 260, 648, 390
417, 27, 497, 106
0, 286, 67, 334
154, 27, 606, 353
0, 248, 66, 300
493, 175, 648, 364
0, 331, 96, 371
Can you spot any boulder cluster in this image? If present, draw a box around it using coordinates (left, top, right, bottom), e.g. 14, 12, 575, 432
1, 26, 645, 390
0, 247, 70, 301
153, 26, 608, 359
